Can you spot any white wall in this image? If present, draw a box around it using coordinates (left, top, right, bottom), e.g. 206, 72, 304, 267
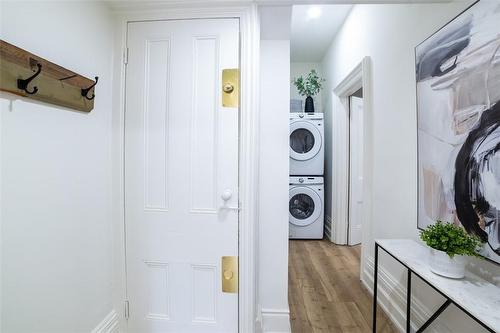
0, 2, 115, 332
322, 3, 500, 332
290, 62, 324, 113
258, 6, 292, 333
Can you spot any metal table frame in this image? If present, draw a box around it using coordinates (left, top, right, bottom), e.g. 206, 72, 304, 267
372, 241, 495, 333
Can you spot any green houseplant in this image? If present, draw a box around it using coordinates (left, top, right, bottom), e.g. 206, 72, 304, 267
420, 221, 483, 278
292, 69, 325, 113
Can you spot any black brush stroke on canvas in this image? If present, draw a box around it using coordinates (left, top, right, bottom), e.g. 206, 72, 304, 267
455, 102, 500, 255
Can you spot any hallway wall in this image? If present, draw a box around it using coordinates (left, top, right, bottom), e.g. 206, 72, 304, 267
259, 39, 291, 333
258, 5, 292, 333
0, 2, 115, 332
322, 2, 500, 332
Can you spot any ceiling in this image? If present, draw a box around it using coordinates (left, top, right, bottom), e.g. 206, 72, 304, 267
105, 0, 442, 9
291, 5, 352, 62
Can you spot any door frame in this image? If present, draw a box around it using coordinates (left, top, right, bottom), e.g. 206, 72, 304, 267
111, 5, 260, 332
330, 57, 372, 278
347, 94, 364, 246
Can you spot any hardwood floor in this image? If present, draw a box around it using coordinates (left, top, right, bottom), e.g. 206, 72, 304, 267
288, 239, 398, 333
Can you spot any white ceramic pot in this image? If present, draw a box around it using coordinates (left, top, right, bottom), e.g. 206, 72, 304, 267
429, 249, 467, 279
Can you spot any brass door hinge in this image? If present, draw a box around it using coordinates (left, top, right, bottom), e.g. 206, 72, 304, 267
222, 256, 238, 293
222, 69, 239, 108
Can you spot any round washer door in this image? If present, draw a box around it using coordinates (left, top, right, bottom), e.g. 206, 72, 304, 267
289, 121, 322, 161
289, 186, 322, 227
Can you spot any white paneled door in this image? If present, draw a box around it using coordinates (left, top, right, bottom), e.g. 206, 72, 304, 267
124, 19, 239, 332
348, 96, 364, 246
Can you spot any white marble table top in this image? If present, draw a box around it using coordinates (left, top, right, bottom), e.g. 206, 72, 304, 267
375, 239, 500, 332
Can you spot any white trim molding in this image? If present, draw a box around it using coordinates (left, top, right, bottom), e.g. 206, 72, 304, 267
111, 4, 260, 333
91, 310, 120, 333
331, 56, 370, 245
238, 6, 261, 333
260, 308, 291, 333
330, 57, 373, 279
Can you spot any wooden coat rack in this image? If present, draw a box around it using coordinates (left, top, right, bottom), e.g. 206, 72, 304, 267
0, 40, 98, 112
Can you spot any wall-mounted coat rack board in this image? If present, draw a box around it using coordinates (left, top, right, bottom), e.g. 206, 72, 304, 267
0, 40, 98, 112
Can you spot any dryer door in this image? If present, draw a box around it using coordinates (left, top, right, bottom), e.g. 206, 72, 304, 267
289, 186, 322, 227
290, 121, 322, 161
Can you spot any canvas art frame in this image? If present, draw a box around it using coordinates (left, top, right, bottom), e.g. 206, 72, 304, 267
416, 0, 500, 264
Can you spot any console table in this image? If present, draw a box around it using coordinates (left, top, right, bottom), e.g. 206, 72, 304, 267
372, 239, 500, 333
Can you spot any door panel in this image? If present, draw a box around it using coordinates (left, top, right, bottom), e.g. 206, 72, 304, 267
348, 96, 364, 246
125, 19, 239, 333
144, 39, 171, 212
191, 37, 219, 213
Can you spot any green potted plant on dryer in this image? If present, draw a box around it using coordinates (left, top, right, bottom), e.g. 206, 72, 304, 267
292, 69, 325, 113
420, 221, 483, 279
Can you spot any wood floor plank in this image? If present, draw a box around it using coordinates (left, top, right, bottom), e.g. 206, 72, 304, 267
289, 240, 398, 333
295, 242, 336, 332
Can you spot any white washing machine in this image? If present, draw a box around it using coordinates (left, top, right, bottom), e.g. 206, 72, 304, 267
290, 113, 324, 176
289, 176, 324, 239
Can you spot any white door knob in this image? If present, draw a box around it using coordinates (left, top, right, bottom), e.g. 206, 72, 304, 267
221, 189, 232, 201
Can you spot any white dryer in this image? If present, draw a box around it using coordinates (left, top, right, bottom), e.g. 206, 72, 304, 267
289, 176, 324, 239
290, 113, 324, 176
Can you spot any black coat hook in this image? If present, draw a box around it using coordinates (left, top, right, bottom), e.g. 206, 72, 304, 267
81, 76, 98, 100
17, 63, 42, 95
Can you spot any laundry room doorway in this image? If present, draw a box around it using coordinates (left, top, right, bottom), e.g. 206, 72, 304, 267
287, 5, 378, 331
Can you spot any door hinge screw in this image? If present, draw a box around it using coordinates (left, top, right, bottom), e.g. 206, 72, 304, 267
124, 300, 130, 319
123, 48, 129, 65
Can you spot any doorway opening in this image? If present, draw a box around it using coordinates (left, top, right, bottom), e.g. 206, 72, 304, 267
287, 5, 394, 332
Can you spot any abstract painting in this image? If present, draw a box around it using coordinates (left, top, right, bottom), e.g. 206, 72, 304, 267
416, 0, 500, 264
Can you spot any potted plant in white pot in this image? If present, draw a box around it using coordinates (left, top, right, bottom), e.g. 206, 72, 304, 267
420, 221, 483, 279
292, 69, 325, 113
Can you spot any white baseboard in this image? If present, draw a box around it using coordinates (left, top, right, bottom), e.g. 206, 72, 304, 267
255, 303, 264, 333
91, 310, 120, 333
261, 308, 291, 333
362, 256, 453, 333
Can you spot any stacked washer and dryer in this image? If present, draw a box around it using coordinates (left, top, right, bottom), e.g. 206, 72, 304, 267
289, 113, 325, 239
